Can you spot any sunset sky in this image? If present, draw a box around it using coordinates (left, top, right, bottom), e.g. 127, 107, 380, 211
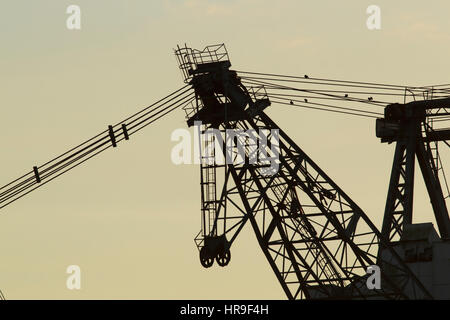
0, 0, 449, 299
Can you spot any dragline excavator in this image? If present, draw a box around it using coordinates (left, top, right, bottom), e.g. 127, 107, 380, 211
1, 44, 449, 300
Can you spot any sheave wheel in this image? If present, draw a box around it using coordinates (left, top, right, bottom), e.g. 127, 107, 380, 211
200, 246, 214, 268
216, 249, 231, 267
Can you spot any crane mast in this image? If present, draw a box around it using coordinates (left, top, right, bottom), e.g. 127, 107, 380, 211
377, 98, 450, 241
1, 43, 449, 300
175, 44, 434, 299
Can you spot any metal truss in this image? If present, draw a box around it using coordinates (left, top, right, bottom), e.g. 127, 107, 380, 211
177, 43, 435, 299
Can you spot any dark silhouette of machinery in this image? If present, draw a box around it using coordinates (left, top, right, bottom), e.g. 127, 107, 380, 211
1, 44, 449, 299
377, 98, 450, 240
174, 44, 450, 299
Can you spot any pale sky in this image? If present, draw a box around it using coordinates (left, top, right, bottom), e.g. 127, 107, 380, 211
0, 0, 449, 299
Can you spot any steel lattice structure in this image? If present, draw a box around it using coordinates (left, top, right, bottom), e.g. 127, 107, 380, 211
174, 44, 450, 299
1, 43, 449, 299
378, 98, 450, 241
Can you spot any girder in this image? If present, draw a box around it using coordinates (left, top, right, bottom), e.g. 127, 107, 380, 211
378, 100, 450, 240
177, 44, 435, 299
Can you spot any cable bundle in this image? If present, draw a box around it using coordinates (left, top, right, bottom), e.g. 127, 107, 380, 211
0, 85, 194, 209
238, 70, 450, 119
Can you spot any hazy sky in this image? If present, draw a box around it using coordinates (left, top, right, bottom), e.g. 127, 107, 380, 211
0, 0, 449, 299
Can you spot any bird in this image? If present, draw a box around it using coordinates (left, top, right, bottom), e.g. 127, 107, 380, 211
304, 75, 309, 79
304, 98, 308, 103
344, 94, 348, 98
290, 100, 294, 105
368, 96, 373, 101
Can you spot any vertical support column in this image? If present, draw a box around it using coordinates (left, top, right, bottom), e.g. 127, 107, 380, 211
381, 121, 418, 241
404, 136, 416, 226
416, 141, 450, 239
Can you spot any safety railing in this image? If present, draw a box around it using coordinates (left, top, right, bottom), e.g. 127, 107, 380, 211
175, 44, 229, 83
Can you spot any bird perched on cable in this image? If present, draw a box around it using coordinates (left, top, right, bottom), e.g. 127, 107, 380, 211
368, 96, 373, 101
344, 94, 348, 98
290, 100, 294, 105
304, 99, 308, 103
304, 75, 309, 79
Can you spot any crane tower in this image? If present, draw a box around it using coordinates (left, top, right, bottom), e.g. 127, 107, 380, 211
175, 44, 450, 299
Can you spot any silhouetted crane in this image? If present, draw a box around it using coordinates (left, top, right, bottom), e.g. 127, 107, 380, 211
1, 44, 449, 299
